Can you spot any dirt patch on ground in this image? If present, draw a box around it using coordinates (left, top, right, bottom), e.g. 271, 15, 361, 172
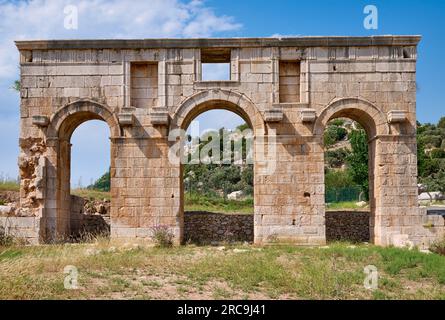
84, 271, 280, 300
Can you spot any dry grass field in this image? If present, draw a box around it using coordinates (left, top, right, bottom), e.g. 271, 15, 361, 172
0, 240, 444, 300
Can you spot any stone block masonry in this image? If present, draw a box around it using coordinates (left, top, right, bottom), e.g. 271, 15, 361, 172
184, 211, 254, 244
325, 211, 370, 243
14, 36, 445, 247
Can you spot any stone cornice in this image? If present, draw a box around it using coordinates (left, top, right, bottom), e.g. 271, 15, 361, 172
15, 36, 422, 51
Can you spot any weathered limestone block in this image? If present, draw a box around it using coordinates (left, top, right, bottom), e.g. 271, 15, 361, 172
0, 206, 14, 215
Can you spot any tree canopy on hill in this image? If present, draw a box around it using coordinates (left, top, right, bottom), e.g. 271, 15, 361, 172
346, 129, 369, 200
88, 170, 110, 191
417, 117, 445, 191
184, 123, 253, 198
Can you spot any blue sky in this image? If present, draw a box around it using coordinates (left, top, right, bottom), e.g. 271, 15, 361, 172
0, 0, 444, 185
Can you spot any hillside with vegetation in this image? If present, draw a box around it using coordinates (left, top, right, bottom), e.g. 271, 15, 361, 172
323, 119, 369, 204
417, 117, 445, 193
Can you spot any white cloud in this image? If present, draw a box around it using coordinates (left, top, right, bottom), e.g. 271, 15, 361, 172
269, 33, 302, 39
0, 0, 242, 180
0, 0, 242, 79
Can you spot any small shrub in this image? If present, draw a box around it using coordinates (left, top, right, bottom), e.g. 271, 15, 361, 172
324, 125, 348, 147
419, 135, 442, 149
430, 238, 445, 256
0, 226, 14, 246
150, 225, 174, 248
325, 148, 351, 169
0, 199, 5, 206
430, 148, 445, 159
438, 116, 445, 129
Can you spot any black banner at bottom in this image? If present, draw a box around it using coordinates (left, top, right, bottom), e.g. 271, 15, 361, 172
0, 300, 443, 319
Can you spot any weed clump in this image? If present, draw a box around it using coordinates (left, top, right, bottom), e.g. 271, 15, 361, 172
150, 225, 174, 248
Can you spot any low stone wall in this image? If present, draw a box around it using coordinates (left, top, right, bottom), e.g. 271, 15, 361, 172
81, 214, 110, 236
414, 207, 445, 248
325, 211, 370, 243
70, 195, 110, 237
184, 211, 371, 245
184, 211, 254, 244
70, 195, 85, 236
0, 216, 40, 244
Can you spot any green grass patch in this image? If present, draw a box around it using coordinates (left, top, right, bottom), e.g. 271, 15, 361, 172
0, 242, 444, 299
71, 188, 111, 201
0, 248, 23, 261
376, 246, 445, 284
326, 201, 368, 211
185, 193, 253, 214
0, 181, 19, 192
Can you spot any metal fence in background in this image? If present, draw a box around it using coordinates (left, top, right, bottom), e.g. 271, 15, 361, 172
325, 186, 362, 203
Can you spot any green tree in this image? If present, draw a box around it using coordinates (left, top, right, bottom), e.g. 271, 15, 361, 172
417, 137, 427, 178
88, 169, 110, 191
325, 148, 351, 168
346, 129, 369, 200
419, 135, 442, 148
325, 169, 355, 189
12, 80, 20, 92
431, 148, 445, 159
438, 117, 445, 129
417, 119, 445, 187
324, 125, 348, 147
183, 122, 254, 199
422, 170, 445, 193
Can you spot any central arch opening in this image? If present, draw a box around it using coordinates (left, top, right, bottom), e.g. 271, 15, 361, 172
181, 108, 255, 245
323, 115, 375, 244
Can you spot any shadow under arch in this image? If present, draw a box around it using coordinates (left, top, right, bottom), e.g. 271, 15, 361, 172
313, 97, 390, 139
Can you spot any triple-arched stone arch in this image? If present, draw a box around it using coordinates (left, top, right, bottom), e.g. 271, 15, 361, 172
15, 37, 443, 248
33, 94, 422, 246
29, 93, 431, 247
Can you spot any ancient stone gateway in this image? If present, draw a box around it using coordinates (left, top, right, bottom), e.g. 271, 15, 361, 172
14, 36, 444, 247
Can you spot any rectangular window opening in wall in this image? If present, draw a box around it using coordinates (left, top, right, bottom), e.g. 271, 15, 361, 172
279, 60, 300, 103
201, 48, 231, 81
130, 62, 158, 108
